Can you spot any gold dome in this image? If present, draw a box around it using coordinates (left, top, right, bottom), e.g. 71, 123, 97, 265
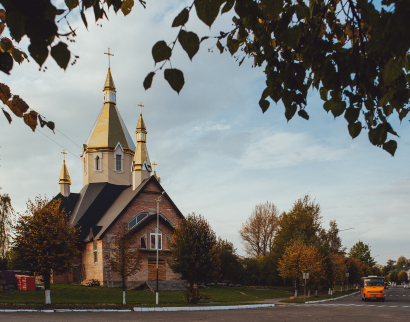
59, 160, 71, 185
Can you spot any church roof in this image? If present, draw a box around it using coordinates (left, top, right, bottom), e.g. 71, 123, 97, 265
85, 103, 136, 151
54, 176, 183, 242
59, 160, 71, 184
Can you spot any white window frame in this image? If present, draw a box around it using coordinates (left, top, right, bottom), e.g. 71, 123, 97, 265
150, 228, 162, 250
114, 143, 124, 173
93, 152, 102, 173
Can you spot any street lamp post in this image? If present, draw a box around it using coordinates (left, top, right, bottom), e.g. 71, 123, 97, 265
156, 191, 165, 305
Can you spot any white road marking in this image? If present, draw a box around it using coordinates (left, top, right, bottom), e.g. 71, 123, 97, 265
389, 306, 398, 307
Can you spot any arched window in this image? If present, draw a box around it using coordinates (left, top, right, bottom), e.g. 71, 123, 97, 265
95, 156, 100, 170
150, 228, 162, 250
110, 93, 113, 101
115, 154, 121, 171
140, 234, 147, 249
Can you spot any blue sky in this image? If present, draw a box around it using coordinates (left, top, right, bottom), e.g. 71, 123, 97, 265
0, 0, 409, 265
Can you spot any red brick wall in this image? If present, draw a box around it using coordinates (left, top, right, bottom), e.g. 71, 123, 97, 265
87, 182, 182, 286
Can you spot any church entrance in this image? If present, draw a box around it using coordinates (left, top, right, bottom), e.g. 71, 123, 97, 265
148, 259, 166, 281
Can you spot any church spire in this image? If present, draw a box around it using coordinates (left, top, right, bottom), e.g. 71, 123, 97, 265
103, 48, 116, 104
132, 103, 152, 190
59, 151, 71, 197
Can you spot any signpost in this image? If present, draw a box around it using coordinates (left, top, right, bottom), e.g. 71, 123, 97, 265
303, 272, 309, 301
345, 273, 350, 291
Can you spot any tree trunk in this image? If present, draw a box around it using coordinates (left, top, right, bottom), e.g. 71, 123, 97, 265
196, 283, 199, 295
122, 276, 126, 305
44, 272, 51, 304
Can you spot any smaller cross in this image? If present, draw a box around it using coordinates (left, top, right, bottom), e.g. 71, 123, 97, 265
153, 162, 157, 172
104, 48, 114, 69
61, 150, 67, 161
138, 102, 144, 115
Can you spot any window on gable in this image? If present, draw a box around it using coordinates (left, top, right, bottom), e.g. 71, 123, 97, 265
141, 234, 147, 249
150, 228, 162, 250
128, 212, 148, 230
116, 154, 121, 171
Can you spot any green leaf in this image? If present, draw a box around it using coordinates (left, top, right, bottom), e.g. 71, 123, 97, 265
261, 0, 283, 20
319, 87, 328, 101
0, 52, 13, 74
83, 0, 96, 8
295, 3, 310, 20
164, 69, 185, 94
280, 26, 301, 49
2, 108, 12, 124
80, 10, 88, 29
385, 122, 399, 137
65, 0, 79, 9
285, 105, 297, 121
172, 8, 189, 27
298, 109, 309, 120
348, 121, 362, 139
221, 0, 235, 14
11, 48, 23, 64
195, 0, 223, 27
259, 99, 270, 113
56, 9, 66, 15
227, 37, 239, 55
382, 58, 403, 86
216, 40, 224, 54
344, 107, 360, 123
399, 108, 409, 121
143, 72, 155, 90
330, 101, 346, 118
178, 30, 200, 60
121, 0, 134, 16
47, 121, 55, 132
94, 2, 103, 21
378, 87, 394, 107
28, 42, 49, 67
200, 36, 209, 43
152, 41, 172, 63
382, 140, 397, 156
51, 42, 70, 70
5, 11, 25, 43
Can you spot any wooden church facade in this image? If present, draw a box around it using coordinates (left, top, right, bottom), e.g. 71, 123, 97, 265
51, 66, 183, 287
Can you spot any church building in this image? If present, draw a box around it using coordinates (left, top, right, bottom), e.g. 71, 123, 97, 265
52, 65, 183, 288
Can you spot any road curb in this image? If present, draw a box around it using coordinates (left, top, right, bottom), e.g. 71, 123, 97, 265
305, 291, 360, 304
134, 304, 275, 311
0, 304, 274, 313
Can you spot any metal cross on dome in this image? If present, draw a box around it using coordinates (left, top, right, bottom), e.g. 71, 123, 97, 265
104, 48, 114, 69
153, 162, 157, 172
138, 102, 144, 115
61, 150, 67, 161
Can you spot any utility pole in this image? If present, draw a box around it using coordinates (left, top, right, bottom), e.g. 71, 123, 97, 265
156, 191, 165, 305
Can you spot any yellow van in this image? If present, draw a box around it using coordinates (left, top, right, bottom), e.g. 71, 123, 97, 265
361, 276, 385, 302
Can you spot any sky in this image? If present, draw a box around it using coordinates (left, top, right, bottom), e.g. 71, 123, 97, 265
1, 0, 409, 266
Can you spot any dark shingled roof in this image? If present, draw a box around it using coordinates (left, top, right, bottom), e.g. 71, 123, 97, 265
52, 176, 184, 242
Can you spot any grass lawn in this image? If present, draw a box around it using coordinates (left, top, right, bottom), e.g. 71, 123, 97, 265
0, 284, 290, 307
281, 289, 358, 304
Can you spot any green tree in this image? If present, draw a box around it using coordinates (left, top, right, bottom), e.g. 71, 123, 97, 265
272, 195, 322, 259
383, 259, 396, 276
169, 213, 221, 303
218, 238, 243, 284
0, 193, 14, 261
13, 196, 80, 304
104, 223, 142, 305
146, 0, 410, 156
348, 241, 376, 267
2, 1, 410, 155
398, 270, 408, 283
238, 201, 279, 257
396, 256, 408, 268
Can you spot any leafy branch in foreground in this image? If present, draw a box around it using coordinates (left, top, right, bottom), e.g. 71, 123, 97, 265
145, 0, 410, 156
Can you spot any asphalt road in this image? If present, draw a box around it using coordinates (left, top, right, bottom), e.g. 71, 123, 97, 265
1, 286, 409, 321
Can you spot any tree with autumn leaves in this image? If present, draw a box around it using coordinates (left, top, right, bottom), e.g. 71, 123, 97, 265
278, 240, 327, 296
104, 223, 143, 305
13, 196, 80, 304
169, 213, 221, 304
